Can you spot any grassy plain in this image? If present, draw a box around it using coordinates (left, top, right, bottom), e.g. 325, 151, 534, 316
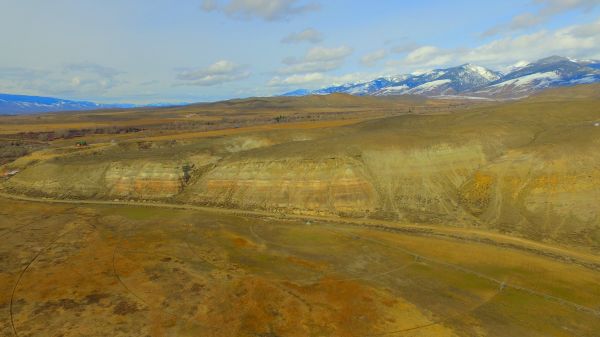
0, 197, 598, 337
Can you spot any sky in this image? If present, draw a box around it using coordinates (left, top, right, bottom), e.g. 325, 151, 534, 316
1, 0, 600, 104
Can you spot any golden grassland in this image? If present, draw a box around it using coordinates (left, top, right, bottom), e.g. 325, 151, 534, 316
142, 118, 369, 141
1, 85, 600, 336
0, 197, 598, 337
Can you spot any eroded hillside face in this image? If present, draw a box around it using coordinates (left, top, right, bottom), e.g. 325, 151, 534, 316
2, 94, 599, 249
186, 157, 378, 216
5, 161, 187, 199
460, 141, 600, 246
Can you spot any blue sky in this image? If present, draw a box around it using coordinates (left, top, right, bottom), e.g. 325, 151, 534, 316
1, 0, 599, 103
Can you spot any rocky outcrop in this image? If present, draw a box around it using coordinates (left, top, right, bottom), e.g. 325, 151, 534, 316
459, 148, 600, 246
186, 157, 378, 216
360, 143, 487, 221
3, 162, 107, 198
105, 162, 185, 199
3, 160, 187, 200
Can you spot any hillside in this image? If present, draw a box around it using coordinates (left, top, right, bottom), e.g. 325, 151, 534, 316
2, 84, 599, 250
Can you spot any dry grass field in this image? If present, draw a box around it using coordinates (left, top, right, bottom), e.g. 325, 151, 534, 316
1, 85, 599, 336
1, 197, 598, 337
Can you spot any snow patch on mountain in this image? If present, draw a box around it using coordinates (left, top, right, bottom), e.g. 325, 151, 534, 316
283, 56, 600, 99
463, 64, 501, 81
491, 71, 560, 87
408, 79, 452, 94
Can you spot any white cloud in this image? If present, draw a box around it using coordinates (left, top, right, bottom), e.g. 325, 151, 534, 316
201, 0, 219, 11
64, 62, 122, 80
279, 45, 353, 74
201, 0, 320, 21
327, 72, 379, 86
570, 19, 600, 37
464, 19, 600, 66
404, 46, 439, 63
0, 63, 124, 97
304, 46, 353, 62
268, 71, 378, 89
537, 0, 600, 15
482, 13, 544, 37
281, 28, 322, 44
382, 19, 600, 74
391, 43, 420, 54
482, 0, 600, 37
402, 46, 454, 67
279, 61, 340, 74
176, 60, 250, 86
269, 18, 600, 93
268, 72, 325, 86
360, 49, 387, 67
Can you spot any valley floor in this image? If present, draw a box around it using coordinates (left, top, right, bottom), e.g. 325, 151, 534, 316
1, 196, 599, 337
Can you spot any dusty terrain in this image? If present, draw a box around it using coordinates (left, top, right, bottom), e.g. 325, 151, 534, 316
1, 197, 599, 337
0, 85, 599, 336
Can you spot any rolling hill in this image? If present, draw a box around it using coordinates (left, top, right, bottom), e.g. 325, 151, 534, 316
3, 84, 600, 250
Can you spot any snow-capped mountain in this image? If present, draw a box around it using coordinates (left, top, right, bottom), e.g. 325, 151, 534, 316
0, 93, 137, 115
470, 56, 600, 98
280, 89, 313, 97
285, 64, 501, 97
283, 56, 600, 99
375, 64, 502, 96
586, 61, 600, 70
0, 94, 185, 115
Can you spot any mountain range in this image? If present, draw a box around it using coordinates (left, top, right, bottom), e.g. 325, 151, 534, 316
2, 56, 599, 115
0, 94, 185, 115
0, 94, 139, 115
283, 56, 600, 99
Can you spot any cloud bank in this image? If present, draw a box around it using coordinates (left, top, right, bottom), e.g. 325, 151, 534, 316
281, 28, 323, 44
201, 0, 320, 21
482, 0, 600, 37
177, 60, 250, 86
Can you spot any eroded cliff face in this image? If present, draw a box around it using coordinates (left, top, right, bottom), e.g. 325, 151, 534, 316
4, 160, 187, 199
179, 143, 494, 221
360, 143, 488, 221
459, 147, 600, 246
104, 162, 185, 199
3, 162, 108, 198
185, 157, 378, 216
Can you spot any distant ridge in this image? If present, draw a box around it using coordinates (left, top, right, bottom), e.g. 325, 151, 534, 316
4, 55, 599, 115
0, 93, 185, 115
0, 93, 134, 115
283, 56, 600, 99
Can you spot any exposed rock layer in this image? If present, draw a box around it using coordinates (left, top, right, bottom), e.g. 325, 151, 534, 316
3, 92, 600, 248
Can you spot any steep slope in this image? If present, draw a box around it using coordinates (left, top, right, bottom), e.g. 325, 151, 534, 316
311, 76, 407, 95
375, 64, 502, 96
4, 160, 188, 199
